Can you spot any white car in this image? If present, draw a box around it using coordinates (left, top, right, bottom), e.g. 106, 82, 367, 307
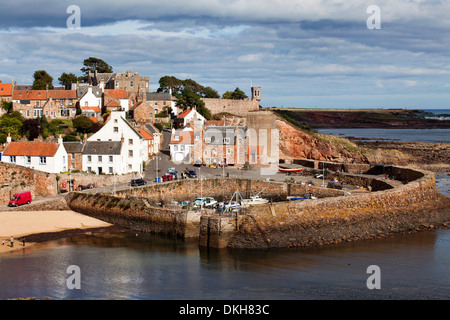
193, 197, 217, 208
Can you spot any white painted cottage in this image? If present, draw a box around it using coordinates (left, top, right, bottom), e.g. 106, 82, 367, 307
87, 110, 149, 175
1, 136, 68, 173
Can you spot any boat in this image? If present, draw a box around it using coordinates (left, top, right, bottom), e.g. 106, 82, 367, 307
241, 195, 269, 206
241, 189, 269, 206
278, 167, 304, 173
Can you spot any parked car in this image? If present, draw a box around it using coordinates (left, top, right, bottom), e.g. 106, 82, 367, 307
193, 197, 217, 208
184, 169, 197, 178
130, 179, 147, 187
8, 191, 32, 207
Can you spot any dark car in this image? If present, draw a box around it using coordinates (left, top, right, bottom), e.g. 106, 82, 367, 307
186, 170, 197, 178
130, 179, 147, 187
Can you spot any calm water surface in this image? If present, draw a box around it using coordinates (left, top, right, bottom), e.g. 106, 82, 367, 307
0, 219, 449, 300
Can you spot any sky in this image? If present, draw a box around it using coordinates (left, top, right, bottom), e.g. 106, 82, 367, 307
0, 0, 449, 109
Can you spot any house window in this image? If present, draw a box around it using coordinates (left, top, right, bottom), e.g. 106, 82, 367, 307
180, 145, 185, 151
129, 139, 133, 145
87, 156, 92, 163
26, 110, 30, 117
109, 156, 113, 163
130, 81, 134, 88
71, 153, 75, 160
71, 163, 75, 170
205, 137, 211, 143
98, 156, 102, 163
113, 127, 118, 133
87, 167, 92, 173
26, 156, 31, 164
128, 164, 132, 170
85, 101, 88, 107
109, 167, 113, 174
227, 148, 231, 155
204, 150, 208, 156
149, 113, 153, 118
224, 137, 231, 144
155, 101, 158, 106
163, 101, 166, 106
115, 81, 119, 88
39, 157, 47, 165
128, 150, 133, 157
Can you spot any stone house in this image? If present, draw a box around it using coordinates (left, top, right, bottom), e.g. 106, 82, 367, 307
63, 141, 85, 171
202, 126, 247, 166
88, 70, 149, 96
103, 89, 129, 112
0, 81, 13, 103
12, 90, 47, 118
1, 136, 68, 173
129, 100, 156, 126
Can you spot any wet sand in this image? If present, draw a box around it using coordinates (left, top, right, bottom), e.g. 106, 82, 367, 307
0, 210, 113, 254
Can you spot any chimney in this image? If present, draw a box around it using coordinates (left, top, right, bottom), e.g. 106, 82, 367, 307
58, 134, 63, 145
6, 133, 11, 143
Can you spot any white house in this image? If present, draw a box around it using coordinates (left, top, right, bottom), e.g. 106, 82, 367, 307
174, 108, 206, 129
169, 127, 195, 164
79, 86, 102, 119
1, 136, 68, 173
82, 141, 123, 175
87, 110, 149, 175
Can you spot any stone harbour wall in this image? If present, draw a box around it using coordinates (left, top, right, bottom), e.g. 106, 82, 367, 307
201, 167, 450, 248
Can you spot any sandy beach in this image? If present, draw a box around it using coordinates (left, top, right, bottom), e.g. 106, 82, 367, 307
0, 210, 112, 254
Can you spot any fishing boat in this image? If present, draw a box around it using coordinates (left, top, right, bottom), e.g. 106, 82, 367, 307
241, 189, 269, 206
278, 167, 304, 173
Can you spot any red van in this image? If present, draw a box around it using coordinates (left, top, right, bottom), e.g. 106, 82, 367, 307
8, 191, 32, 207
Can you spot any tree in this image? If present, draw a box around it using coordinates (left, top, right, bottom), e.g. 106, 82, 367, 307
32, 70, 54, 90
1, 101, 13, 113
21, 119, 42, 141
157, 76, 183, 94
222, 87, 248, 100
0, 112, 24, 140
80, 57, 113, 82
58, 72, 81, 88
176, 88, 212, 120
72, 115, 94, 134
202, 86, 220, 98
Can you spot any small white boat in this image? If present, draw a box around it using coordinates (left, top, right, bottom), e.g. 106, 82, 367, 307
241, 195, 269, 206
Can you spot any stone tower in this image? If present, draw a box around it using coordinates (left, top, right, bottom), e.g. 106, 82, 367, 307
251, 87, 261, 102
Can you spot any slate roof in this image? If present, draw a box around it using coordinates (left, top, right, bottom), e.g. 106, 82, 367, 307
63, 141, 85, 153
145, 92, 172, 101
83, 141, 122, 155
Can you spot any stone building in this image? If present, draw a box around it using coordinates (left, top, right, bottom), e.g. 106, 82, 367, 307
63, 141, 85, 171
88, 70, 150, 96
201, 86, 261, 116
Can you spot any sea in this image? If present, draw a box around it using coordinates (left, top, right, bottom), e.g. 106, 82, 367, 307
0, 122, 449, 303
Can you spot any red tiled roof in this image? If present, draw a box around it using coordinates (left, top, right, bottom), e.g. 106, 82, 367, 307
0, 82, 12, 96
12, 90, 47, 100
104, 89, 128, 99
170, 131, 194, 145
47, 90, 77, 99
3, 141, 59, 157
140, 129, 153, 140
81, 106, 101, 113
177, 109, 192, 118
89, 117, 98, 123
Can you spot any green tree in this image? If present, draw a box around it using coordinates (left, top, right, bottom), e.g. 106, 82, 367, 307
222, 87, 248, 100
202, 86, 220, 98
1, 101, 13, 113
0, 112, 24, 140
157, 76, 183, 94
58, 72, 81, 87
32, 70, 54, 90
80, 57, 113, 82
72, 115, 94, 134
